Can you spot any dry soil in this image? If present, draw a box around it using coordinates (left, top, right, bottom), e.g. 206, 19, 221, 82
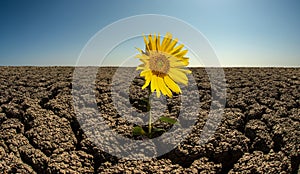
0, 67, 299, 173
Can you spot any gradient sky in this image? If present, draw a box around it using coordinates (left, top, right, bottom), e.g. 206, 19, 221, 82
0, 0, 299, 67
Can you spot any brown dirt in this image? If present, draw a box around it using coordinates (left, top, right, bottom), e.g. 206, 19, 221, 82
0, 67, 299, 173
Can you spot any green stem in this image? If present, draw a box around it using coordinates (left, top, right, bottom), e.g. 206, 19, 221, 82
147, 87, 152, 137
148, 111, 152, 137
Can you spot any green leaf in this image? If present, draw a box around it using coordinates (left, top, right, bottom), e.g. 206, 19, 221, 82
152, 128, 166, 133
159, 116, 179, 125
133, 126, 146, 136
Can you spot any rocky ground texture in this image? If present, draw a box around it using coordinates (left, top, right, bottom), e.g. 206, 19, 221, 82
0, 67, 299, 173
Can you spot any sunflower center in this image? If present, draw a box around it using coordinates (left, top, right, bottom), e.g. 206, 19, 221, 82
149, 52, 170, 74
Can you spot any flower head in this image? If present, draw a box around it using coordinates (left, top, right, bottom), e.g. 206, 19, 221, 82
136, 32, 191, 98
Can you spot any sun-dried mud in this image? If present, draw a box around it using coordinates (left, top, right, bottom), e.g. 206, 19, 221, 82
0, 67, 299, 173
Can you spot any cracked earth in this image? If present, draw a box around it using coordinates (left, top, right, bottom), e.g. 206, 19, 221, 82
0, 67, 299, 173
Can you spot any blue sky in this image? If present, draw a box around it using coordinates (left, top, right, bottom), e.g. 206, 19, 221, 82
0, 0, 299, 66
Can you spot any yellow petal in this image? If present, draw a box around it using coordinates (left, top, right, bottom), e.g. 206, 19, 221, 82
141, 73, 151, 90
144, 35, 150, 51
170, 44, 184, 55
135, 54, 149, 60
141, 71, 152, 89
161, 33, 172, 51
180, 57, 189, 66
165, 38, 178, 53
148, 34, 154, 50
136, 64, 145, 70
136, 59, 146, 64
142, 78, 150, 89
168, 68, 188, 85
153, 34, 157, 51
164, 75, 181, 94
157, 77, 172, 97
178, 68, 192, 74
169, 55, 190, 67
156, 33, 161, 51
173, 49, 188, 58
135, 53, 149, 64
169, 58, 185, 68
150, 74, 157, 93
135, 47, 143, 53
140, 70, 150, 77
151, 74, 161, 97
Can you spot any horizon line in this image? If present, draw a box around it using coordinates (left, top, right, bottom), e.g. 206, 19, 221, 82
0, 65, 299, 68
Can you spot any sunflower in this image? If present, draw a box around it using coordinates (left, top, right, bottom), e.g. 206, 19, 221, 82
135, 32, 191, 98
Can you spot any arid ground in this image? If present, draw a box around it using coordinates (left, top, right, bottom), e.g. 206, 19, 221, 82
0, 67, 299, 173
